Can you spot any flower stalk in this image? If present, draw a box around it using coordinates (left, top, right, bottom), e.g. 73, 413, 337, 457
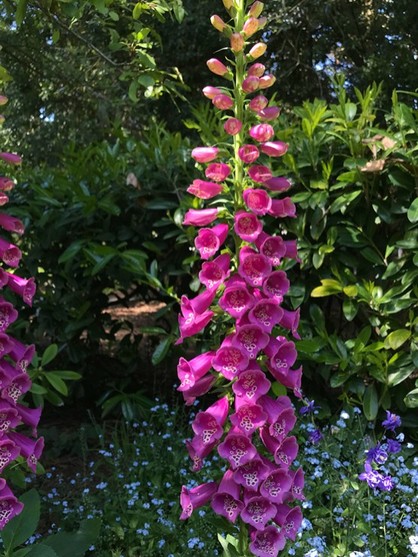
177, 2, 304, 555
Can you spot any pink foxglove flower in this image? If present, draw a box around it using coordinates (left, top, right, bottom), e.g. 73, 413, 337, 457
243, 189, 272, 215
207, 58, 229, 76
249, 95, 268, 112
219, 283, 255, 318
211, 469, 244, 523
224, 118, 242, 135
242, 76, 260, 93
202, 86, 223, 99
238, 144, 260, 163
260, 141, 288, 157
187, 179, 223, 199
249, 124, 274, 143
183, 208, 219, 226
180, 482, 218, 520
243, 17, 259, 37
213, 93, 234, 110
205, 162, 231, 182
258, 106, 281, 120
234, 211, 263, 242
248, 165, 273, 184
264, 176, 292, 192
250, 525, 286, 557
248, 42, 267, 59
191, 146, 219, 163
239, 253, 272, 287
259, 74, 276, 89
248, 63, 265, 77
233, 369, 271, 403
194, 223, 229, 260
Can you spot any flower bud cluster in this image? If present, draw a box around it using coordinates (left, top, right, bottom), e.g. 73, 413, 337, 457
177, 2, 304, 556
0, 96, 43, 528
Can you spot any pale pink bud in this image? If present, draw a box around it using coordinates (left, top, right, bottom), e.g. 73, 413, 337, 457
242, 76, 259, 93
212, 93, 234, 110
260, 141, 288, 157
249, 95, 268, 112
191, 147, 219, 163
183, 208, 219, 226
222, 0, 234, 8
187, 179, 223, 200
249, 123, 274, 142
248, 42, 267, 59
207, 58, 229, 76
230, 33, 245, 52
243, 17, 259, 38
211, 14, 226, 32
248, 63, 265, 77
249, 1, 264, 17
259, 74, 276, 89
224, 118, 242, 135
0, 96, 8, 106
258, 106, 281, 120
0, 178, 14, 192
202, 86, 223, 99
258, 16, 267, 29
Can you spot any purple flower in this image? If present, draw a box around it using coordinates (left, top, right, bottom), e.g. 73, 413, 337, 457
260, 469, 292, 504
234, 211, 263, 242
194, 223, 229, 260
382, 410, 401, 431
231, 324, 269, 360
180, 482, 218, 520
366, 443, 388, 465
233, 458, 269, 491
309, 428, 323, 445
249, 525, 286, 557
299, 399, 319, 415
187, 179, 224, 200
218, 433, 258, 469
230, 402, 267, 435
211, 469, 243, 523
232, 369, 271, 403
0, 482, 24, 529
241, 495, 276, 530
212, 345, 249, 380
359, 461, 384, 489
386, 438, 402, 454
274, 504, 303, 541
219, 283, 255, 319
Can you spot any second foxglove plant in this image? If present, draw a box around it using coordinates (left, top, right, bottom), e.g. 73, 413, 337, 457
177, 1, 304, 556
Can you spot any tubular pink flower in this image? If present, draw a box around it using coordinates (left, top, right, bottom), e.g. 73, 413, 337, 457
177, 305, 214, 345
263, 270, 290, 301
239, 253, 272, 288
2, 371, 32, 405
288, 467, 305, 501
0, 269, 9, 287
191, 146, 219, 163
0, 214, 24, 235
202, 86, 223, 99
238, 144, 260, 163
0, 300, 18, 332
233, 369, 271, 403
211, 469, 244, 523
268, 198, 297, 218
213, 94, 234, 110
212, 345, 249, 380
0, 483, 24, 529
230, 402, 267, 435
249, 525, 286, 557
183, 208, 219, 226
233, 457, 269, 491
249, 95, 268, 112
258, 234, 286, 266
0, 333, 13, 358
177, 351, 215, 392
234, 211, 263, 242
7, 432, 44, 473
8, 338, 36, 372
284, 239, 299, 260
248, 63, 265, 77
186, 435, 217, 471
269, 407, 297, 442
260, 141, 288, 157
205, 162, 231, 182
0, 402, 20, 435
268, 340, 297, 375
241, 495, 276, 530
249, 124, 274, 143
0, 239, 21, 268
231, 324, 269, 360
4, 274, 36, 306
258, 106, 281, 120
180, 374, 216, 406
219, 283, 255, 318
0, 153, 21, 165
187, 179, 223, 200
199, 253, 231, 289
248, 165, 272, 184
218, 432, 258, 469
15, 404, 42, 436
273, 504, 303, 541
195, 223, 229, 260
278, 307, 300, 338
264, 176, 291, 192
180, 482, 218, 520
0, 193, 8, 206
0, 178, 14, 192
248, 299, 284, 334
224, 118, 242, 135
0, 438, 20, 473
207, 58, 229, 76
260, 469, 292, 505
242, 76, 260, 93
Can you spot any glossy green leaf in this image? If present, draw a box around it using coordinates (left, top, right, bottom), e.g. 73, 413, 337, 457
311, 279, 343, 297
384, 329, 411, 350
44, 372, 69, 396
41, 344, 58, 367
1, 490, 40, 550
407, 198, 418, 223
363, 385, 379, 421
151, 337, 171, 365
404, 388, 418, 408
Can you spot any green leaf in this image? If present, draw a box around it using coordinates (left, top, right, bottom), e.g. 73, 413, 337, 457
271, 382, 287, 397
404, 388, 418, 408
388, 366, 415, 387
29, 383, 48, 395
52, 371, 81, 380
363, 385, 379, 421
26, 546, 59, 557
311, 279, 343, 297
384, 329, 411, 350
58, 241, 84, 264
44, 372, 69, 396
1, 490, 40, 550
41, 344, 58, 367
151, 337, 171, 365
137, 326, 167, 335
343, 299, 358, 321
13, 549, 32, 557
15, 0, 28, 25
43, 519, 101, 557
330, 190, 361, 214
407, 198, 418, 223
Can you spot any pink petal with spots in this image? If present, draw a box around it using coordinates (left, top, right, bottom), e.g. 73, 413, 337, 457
268, 198, 296, 218
230, 403, 267, 435
234, 211, 263, 242
205, 162, 231, 182
263, 271, 290, 302
239, 254, 272, 288
248, 165, 273, 184
238, 144, 260, 163
241, 495, 276, 530
231, 324, 269, 360
232, 369, 271, 403
249, 525, 286, 557
211, 469, 244, 523
243, 188, 272, 215
248, 298, 283, 334
233, 458, 269, 491
180, 481, 218, 520
219, 284, 255, 319
273, 504, 303, 540
213, 346, 249, 380
260, 469, 292, 504
218, 433, 258, 469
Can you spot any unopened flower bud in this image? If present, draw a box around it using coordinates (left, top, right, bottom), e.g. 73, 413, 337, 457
224, 118, 242, 135
0, 96, 8, 106
202, 86, 223, 99
258, 16, 267, 29
191, 147, 219, 163
207, 58, 229, 76
248, 1, 264, 17
249, 123, 274, 143
230, 33, 245, 52
222, 0, 234, 9
248, 63, 265, 77
210, 14, 227, 32
242, 76, 259, 93
249, 95, 268, 112
0, 115, 5, 125
212, 93, 234, 110
259, 74, 276, 89
248, 42, 267, 59
243, 17, 259, 38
